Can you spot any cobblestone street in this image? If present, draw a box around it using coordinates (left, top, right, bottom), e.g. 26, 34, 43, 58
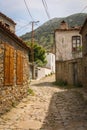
0, 75, 87, 130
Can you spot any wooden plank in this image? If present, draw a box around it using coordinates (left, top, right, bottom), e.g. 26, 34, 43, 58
4, 44, 10, 85
9, 46, 14, 85
16, 51, 23, 85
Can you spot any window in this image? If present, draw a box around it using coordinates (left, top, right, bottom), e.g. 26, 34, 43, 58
16, 51, 23, 85
72, 36, 81, 52
4, 44, 14, 85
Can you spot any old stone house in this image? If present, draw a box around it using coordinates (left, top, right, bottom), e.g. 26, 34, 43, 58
0, 12, 30, 114
80, 18, 87, 87
0, 12, 16, 33
55, 21, 83, 86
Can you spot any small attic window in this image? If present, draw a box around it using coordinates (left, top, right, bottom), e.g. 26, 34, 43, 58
5, 23, 10, 28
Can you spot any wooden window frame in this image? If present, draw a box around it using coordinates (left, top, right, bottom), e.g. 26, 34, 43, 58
72, 36, 81, 52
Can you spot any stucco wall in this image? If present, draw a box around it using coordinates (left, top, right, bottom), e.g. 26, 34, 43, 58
55, 30, 82, 61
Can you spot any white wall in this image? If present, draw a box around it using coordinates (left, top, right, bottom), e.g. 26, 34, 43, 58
45, 53, 55, 73
45, 67, 52, 75
35, 53, 55, 80
36, 67, 52, 80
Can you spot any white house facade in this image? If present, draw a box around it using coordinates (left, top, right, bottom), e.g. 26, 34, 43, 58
45, 52, 55, 73
35, 52, 55, 80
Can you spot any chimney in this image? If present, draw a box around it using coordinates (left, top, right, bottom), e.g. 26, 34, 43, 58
60, 20, 68, 29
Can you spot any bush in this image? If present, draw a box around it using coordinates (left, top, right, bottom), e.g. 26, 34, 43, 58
28, 88, 34, 96
54, 79, 68, 87
75, 82, 83, 88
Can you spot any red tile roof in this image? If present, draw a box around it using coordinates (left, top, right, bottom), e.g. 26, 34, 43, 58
0, 22, 30, 50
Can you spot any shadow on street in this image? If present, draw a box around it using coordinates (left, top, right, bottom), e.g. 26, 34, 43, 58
40, 90, 87, 130
31, 81, 54, 87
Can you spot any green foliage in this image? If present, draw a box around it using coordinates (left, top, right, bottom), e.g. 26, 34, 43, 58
53, 79, 68, 87
26, 41, 47, 67
12, 102, 17, 108
21, 13, 87, 51
28, 88, 34, 96
53, 80, 83, 89
75, 82, 83, 88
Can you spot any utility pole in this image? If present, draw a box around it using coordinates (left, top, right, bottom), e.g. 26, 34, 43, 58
31, 21, 39, 79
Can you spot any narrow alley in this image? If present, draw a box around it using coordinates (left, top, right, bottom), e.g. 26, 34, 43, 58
0, 75, 87, 130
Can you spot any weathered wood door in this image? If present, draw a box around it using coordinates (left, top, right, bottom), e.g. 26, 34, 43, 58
73, 63, 78, 85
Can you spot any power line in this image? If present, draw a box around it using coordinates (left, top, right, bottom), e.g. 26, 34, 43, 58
16, 26, 30, 35
16, 22, 30, 32
41, 0, 55, 31
24, 0, 34, 21
42, 0, 50, 19
80, 6, 87, 13
74, 6, 87, 27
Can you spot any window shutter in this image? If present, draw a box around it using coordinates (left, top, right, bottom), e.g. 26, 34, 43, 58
16, 51, 23, 85
20, 54, 23, 83
4, 44, 10, 85
9, 47, 14, 85
4, 44, 14, 85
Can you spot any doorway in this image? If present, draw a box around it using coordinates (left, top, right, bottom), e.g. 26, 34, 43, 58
73, 63, 78, 85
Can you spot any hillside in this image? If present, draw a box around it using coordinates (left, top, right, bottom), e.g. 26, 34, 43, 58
21, 13, 87, 51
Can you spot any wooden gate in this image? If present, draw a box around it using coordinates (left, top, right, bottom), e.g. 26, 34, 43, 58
73, 62, 78, 85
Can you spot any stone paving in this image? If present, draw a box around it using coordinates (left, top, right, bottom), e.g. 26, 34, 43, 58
0, 75, 87, 130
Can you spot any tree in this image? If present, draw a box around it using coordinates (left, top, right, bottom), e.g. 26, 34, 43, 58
26, 41, 47, 67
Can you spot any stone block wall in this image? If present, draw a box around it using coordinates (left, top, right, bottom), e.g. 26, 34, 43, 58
0, 13, 15, 33
0, 34, 30, 114
82, 56, 87, 87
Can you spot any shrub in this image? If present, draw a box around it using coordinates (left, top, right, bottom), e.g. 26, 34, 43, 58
54, 79, 68, 87
75, 81, 83, 88
28, 88, 34, 96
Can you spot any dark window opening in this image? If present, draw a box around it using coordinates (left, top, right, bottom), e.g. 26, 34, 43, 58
72, 36, 81, 52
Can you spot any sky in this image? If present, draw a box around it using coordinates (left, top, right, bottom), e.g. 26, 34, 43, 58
0, 0, 87, 36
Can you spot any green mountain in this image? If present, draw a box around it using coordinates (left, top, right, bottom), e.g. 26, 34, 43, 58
21, 13, 87, 51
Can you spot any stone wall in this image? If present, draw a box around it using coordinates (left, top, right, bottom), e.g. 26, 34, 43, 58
0, 31, 30, 114
80, 20, 87, 87
82, 56, 87, 87
56, 58, 83, 86
0, 13, 15, 33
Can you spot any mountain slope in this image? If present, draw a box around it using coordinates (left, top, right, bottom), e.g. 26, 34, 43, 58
21, 13, 87, 50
